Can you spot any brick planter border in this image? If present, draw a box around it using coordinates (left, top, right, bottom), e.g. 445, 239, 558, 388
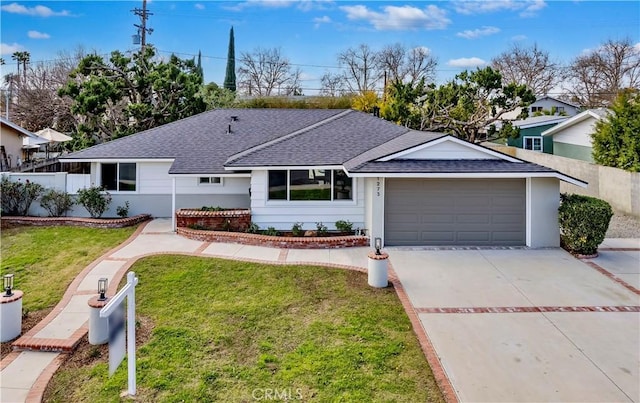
177, 227, 369, 249
0, 214, 152, 229
176, 208, 251, 232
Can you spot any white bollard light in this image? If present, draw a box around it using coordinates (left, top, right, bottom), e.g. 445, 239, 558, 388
1, 274, 22, 342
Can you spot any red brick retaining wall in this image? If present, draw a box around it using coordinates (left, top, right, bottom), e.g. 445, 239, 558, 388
177, 227, 369, 249
176, 209, 251, 232
0, 214, 152, 229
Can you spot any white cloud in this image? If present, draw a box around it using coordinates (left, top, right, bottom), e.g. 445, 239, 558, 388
511, 34, 527, 41
0, 2, 70, 17
194, 3, 205, 10
447, 57, 487, 67
520, 0, 546, 17
223, 0, 332, 11
1, 42, 23, 55
313, 15, 331, 28
456, 26, 500, 39
27, 30, 50, 39
453, 0, 546, 17
340, 4, 450, 31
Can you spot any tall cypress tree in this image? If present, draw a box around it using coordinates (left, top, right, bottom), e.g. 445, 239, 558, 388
196, 50, 204, 82
223, 27, 236, 92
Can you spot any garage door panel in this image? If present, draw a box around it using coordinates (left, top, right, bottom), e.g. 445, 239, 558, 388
456, 214, 491, 224
421, 231, 455, 243
385, 179, 525, 246
421, 214, 455, 224
386, 231, 420, 243
456, 232, 491, 242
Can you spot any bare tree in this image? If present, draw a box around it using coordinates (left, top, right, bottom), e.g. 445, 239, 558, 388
237, 48, 302, 96
564, 38, 640, 107
10, 47, 86, 132
319, 71, 348, 96
377, 43, 437, 85
491, 43, 563, 96
337, 44, 380, 94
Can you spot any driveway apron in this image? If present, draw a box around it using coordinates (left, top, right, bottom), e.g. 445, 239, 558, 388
389, 247, 640, 402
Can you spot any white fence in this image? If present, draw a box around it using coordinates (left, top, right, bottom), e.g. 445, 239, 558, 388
1, 172, 91, 194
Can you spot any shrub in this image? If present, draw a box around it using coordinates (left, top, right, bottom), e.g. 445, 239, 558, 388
77, 186, 112, 218
39, 189, 75, 217
264, 227, 279, 236
116, 201, 130, 218
246, 222, 260, 234
335, 220, 353, 233
0, 176, 44, 216
201, 206, 224, 212
291, 222, 304, 237
558, 193, 613, 255
316, 222, 328, 236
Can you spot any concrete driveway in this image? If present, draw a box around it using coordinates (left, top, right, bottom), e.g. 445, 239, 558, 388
388, 247, 640, 402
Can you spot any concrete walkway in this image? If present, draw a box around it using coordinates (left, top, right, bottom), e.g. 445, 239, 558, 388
389, 242, 640, 402
0, 218, 370, 402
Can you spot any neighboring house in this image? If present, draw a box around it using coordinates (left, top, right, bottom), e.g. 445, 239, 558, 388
527, 95, 581, 117
501, 95, 581, 121
0, 117, 42, 171
60, 109, 585, 248
507, 115, 569, 153
541, 109, 609, 163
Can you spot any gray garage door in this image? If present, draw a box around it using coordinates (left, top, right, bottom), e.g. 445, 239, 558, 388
385, 179, 526, 246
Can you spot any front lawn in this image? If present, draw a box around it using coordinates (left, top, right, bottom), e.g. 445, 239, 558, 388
0, 226, 137, 312
45, 255, 444, 402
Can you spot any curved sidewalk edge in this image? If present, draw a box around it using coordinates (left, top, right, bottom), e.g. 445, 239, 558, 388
1, 219, 460, 403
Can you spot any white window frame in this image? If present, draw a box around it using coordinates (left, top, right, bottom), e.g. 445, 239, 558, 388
98, 162, 138, 193
198, 176, 223, 186
266, 169, 355, 204
523, 136, 543, 152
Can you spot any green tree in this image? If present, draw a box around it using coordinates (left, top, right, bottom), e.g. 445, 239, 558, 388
198, 82, 236, 109
379, 79, 425, 127
196, 50, 204, 80
224, 27, 236, 92
591, 89, 640, 172
417, 67, 535, 143
59, 46, 206, 148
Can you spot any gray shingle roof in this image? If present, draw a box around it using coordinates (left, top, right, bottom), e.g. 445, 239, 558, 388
351, 159, 558, 174
225, 110, 410, 167
62, 108, 348, 174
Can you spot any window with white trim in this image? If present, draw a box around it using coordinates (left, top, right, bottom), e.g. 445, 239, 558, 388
268, 169, 353, 201
101, 163, 136, 191
523, 137, 543, 152
198, 176, 223, 185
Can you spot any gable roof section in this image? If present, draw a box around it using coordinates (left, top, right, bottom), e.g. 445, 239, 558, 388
0, 117, 41, 139
224, 110, 410, 168
378, 136, 520, 162
534, 95, 581, 109
60, 109, 347, 174
541, 108, 609, 137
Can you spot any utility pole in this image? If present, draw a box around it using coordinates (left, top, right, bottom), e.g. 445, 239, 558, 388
132, 0, 153, 54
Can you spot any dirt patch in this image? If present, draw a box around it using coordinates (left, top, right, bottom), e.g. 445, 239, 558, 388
1, 307, 53, 360
606, 212, 640, 238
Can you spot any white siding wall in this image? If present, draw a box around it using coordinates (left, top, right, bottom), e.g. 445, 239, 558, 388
532, 99, 580, 116
250, 170, 366, 231
400, 141, 499, 160
527, 177, 560, 247
552, 118, 596, 147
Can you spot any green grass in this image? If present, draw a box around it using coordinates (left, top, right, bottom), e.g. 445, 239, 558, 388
0, 226, 136, 311
45, 255, 444, 402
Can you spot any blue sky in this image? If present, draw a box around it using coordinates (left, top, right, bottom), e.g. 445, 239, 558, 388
1, 0, 638, 95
